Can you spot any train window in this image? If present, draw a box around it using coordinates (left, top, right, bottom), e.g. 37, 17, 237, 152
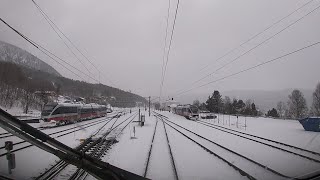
43, 105, 56, 111
62, 107, 77, 114
81, 108, 92, 114
190, 106, 198, 113
61, 107, 66, 114
71, 107, 77, 113
52, 107, 61, 115
52, 107, 77, 114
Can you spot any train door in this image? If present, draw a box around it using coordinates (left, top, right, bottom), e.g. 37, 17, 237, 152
182, 108, 187, 117
77, 107, 81, 121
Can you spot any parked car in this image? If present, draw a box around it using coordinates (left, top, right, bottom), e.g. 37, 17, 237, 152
200, 111, 217, 119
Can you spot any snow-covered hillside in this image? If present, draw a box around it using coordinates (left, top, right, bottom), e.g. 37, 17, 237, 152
0, 41, 61, 77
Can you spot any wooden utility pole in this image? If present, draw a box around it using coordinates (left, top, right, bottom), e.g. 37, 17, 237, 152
139, 109, 140, 122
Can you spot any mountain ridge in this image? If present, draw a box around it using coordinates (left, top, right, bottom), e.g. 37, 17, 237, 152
0, 41, 61, 77
0, 41, 147, 108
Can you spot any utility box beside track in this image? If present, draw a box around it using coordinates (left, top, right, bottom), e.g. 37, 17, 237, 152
140, 115, 145, 126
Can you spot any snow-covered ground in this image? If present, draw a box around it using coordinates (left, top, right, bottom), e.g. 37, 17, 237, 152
0, 110, 128, 179
100, 111, 320, 180
1, 109, 320, 180
201, 113, 320, 152
0, 105, 41, 121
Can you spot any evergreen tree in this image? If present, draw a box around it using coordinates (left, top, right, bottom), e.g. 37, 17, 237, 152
205, 96, 213, 112
205, 90, 223, 113
231, 98, 238, 114
266, 108, 279, 118
199, 103, 207, 111
243, 99, 253, 115
223, 96, 232, 114
236, 99, 246, 114
251, 103, 257, 116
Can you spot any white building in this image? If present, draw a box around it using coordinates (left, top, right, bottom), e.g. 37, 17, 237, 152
162, 99, 179, 111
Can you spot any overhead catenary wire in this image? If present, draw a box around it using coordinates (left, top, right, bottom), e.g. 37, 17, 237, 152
173, 2, 320, 96
160, 0, 181, 101
0, 17, 82, 80
80, 48, 117, 86
159, 0, 172, 103
0, 17, 100, 82
31, 0, 116, 86
31, 0, 94, 80
197, 0, 315, 73
174, 40, 320, 97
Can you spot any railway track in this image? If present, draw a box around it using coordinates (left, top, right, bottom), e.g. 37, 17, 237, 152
0, 111, 122, 140
0, 111, 125, 157
152, 113, 179, 180
143, 118, 158, 177
143, 113, 179, 180
0, 110, 123, 139
161, 117, 179, 180
153, 112, 256, 180
155, 112, 320, 180
35, 112, 138, 180
195, 120, 320, 163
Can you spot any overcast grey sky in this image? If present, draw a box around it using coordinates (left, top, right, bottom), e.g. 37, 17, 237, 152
1, 0, 320, 102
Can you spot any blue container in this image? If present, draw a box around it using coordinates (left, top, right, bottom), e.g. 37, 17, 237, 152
299, 117, 320, 132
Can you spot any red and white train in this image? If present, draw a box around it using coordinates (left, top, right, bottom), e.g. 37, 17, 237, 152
40, 102, 109, 127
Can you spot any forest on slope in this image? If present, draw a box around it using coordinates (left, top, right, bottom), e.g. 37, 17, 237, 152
0, 41, 147, 111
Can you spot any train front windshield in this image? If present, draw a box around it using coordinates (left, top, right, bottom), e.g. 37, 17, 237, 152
41, 104, 57, 116
190, 106, 198, 114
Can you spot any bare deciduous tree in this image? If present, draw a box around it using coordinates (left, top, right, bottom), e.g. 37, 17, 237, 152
287, 89, 308, 119
193, 99, 200, 107
312, 82, 320, 116
277, 101, 286, 118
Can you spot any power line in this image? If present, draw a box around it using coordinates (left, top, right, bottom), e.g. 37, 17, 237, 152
159, 0, 181, 101
0, 17, 100, 82
31, 0, 95, 80
174, 40, 320, 97
173, 2, 320, 96
159, 0, 172, 102
31, 0, 117, 86
79, 50, 117, 86
0, 17, 83, 80
197, 0, 315, 73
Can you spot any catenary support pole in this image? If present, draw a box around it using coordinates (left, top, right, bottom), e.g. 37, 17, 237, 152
149, 96, 151, 117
